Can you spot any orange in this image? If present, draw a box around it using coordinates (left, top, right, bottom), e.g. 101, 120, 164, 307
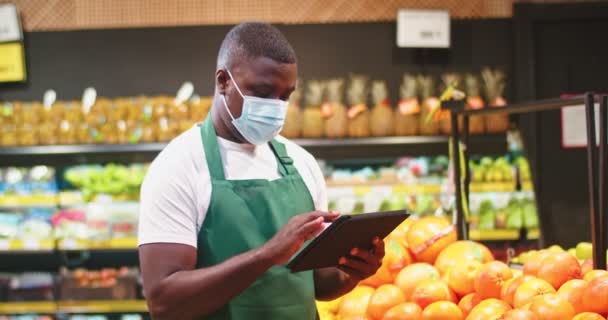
421, 301, 463, 320
394, 263, 440, 300
474, 261, 513, 299
361, 239, 412, 287
457, 293, 477, 317
338, 285, 375, 319
536, 252, 582, 289
367, 284, 405, 320
580, 259, 594, 275
381, 302, 421, 320
581, 275, 608, 315
466, 298, 512, 320
447, 260, 483, 297
584, 269, 608, 282
528, 294, 575, 320
556, 279, 586, 313
523, 250, 552, 277
572, 312, 607, 320
513, 278, 556, 308
501, 275, 534, 307
434, 240, 494, 275
410, 279, 456, 309
406, 216, 457, 264
499, 309, 539, 320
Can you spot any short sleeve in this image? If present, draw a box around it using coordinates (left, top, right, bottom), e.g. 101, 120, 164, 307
138, 139, 202, 248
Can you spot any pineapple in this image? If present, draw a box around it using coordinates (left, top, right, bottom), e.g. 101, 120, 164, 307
346, 74, 371, 138
302, 80, 325, 138
482, 68, 509, 133
395, 74, 420, 136
418, 75, 440, 135
323, 78, 348, 138
438, 73, 462, 135
282, 80, 303, 139
370, 80, 394, 137
465, 73, 486, 135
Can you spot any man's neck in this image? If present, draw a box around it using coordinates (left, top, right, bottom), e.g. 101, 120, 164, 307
210, 98, 247, 144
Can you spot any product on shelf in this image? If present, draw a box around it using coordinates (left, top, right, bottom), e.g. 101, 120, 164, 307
465, 73, 487, 135
302, 80, 325, 139
418, 75, 441, 135
322, 78, 348, 139
438, 73, 462, 135
482, 67, 510, 133
317, 216, 608, 320
346, 74, 371, 138
281, 82, 302, 139
60, 267, 137, 300
394, 74, 420, 136
469, 156, 515, 184
369, 80, 394, 137
64, 164, 147, 201
6, 273, 55, 302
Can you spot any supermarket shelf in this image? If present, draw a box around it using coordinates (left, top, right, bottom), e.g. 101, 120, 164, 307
0, 194, 58, 207
469, 229, 520, 241
57, 300, 148, 314
0, 300, 148, 315
57, 238, 138, 251
0, 135, 507, 159
0, 301, 56, 314
0, 239, 54, 252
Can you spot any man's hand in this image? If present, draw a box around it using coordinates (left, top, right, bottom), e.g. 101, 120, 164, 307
338, 237, 385, 282
261, 211, 340, 265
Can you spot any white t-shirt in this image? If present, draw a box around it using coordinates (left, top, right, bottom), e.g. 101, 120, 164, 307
137, 125, 328, 248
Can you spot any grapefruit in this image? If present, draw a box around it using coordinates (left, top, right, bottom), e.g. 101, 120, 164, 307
338, 285, 375, 319
381, 302, 421, 320
457, 293, 478, 317
367, 284, 405, 320
361, 239, 412, 287
581, 275, 608, 314
513, 278, 556, 308
572, 312, 607, 320
394, 263, 440, 300
556, 279, 586, 313
466, 298, 511, 320
581, 259, 594, 275
447, 260, 483, 297
523, 250, 553, 277
406, 216, 457, 264
499, 309, 539, 320
536, 252, 582, 289
410, 279, 456, 309
501, 275, 534, 307
421, 301, 463, 320
386, 217, 416, 248
584, 269, 608, 282
434, 240, 494, 275
528, 294, 575, 320
474, 261, 513, 299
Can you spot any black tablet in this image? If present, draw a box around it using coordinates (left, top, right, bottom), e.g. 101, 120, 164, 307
286, 210, 409, 273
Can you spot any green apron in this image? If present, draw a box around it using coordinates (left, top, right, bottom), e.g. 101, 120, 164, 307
196, 118, 317, 320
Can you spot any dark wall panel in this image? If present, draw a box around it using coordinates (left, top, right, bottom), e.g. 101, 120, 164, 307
0, 20, 513, 105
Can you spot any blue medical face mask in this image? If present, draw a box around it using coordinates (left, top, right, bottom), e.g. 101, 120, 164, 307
221, 69, 288, 145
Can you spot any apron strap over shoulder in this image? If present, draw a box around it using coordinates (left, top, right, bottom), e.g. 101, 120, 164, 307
200, 117, 227, 181
269, 140, 297, 176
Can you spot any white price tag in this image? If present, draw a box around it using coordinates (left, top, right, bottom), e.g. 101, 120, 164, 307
561, 103, 601, 148
0, 4, 21, 42
0, 239, 10, 250
61, 238, 79, 249
23, 238, 41, 250
397, 9, 450, 48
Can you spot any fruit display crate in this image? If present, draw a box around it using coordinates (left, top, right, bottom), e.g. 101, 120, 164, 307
0, 300, 147, 315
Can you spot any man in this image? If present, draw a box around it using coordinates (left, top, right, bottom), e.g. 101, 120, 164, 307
138, 22, 384, 320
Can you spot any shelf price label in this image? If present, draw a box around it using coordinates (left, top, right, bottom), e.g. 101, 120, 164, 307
0, 4, 22, 43
397, 9, 450, 48
23, 238, 41, 250
0, 239, 9, 250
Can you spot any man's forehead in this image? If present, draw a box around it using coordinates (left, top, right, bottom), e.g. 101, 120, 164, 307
233, 56, 297, 80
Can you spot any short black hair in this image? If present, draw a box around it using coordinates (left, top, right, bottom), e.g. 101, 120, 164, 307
217, 22, 297, 69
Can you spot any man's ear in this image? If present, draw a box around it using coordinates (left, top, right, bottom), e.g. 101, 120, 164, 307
216, 69, 229, 95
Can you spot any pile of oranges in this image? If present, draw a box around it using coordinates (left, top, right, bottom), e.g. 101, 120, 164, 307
316, 216, 608, 320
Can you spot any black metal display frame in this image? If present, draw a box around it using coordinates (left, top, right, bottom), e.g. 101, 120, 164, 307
443, 93, 608, 270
